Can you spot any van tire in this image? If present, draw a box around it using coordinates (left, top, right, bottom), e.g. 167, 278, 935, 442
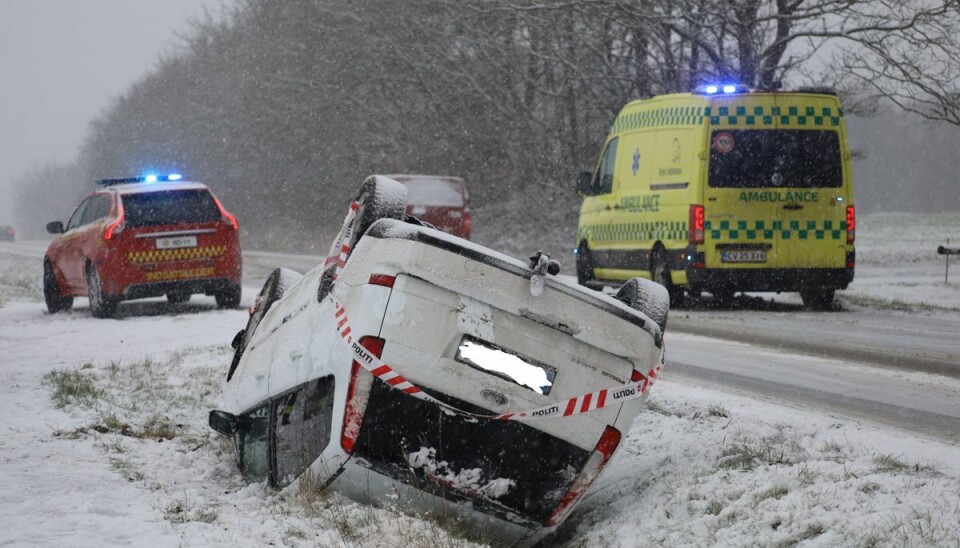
801, 287, 835, 310
227, 268, 301, 381
348, 176, 409, 252
616, 277, 669, 333
43, 260, 73, 313
576, 242, 595, 286
652, 248, 684, 307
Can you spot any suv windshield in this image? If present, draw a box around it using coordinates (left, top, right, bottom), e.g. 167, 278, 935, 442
121, 189, 221, 227
708, 129, 842, 188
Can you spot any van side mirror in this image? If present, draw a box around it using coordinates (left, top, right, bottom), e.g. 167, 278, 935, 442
208, 410, 238, 436
46, 221, 64, 234
575, 172, 594, 195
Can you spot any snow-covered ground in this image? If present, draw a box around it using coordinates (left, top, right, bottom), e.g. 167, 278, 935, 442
1, 211, 958, 547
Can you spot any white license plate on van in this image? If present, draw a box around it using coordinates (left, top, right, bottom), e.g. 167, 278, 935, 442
156, 235, 197, 250
721, 250, 766, 263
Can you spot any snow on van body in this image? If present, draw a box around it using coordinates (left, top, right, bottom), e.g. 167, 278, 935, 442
218, 208, 664, 546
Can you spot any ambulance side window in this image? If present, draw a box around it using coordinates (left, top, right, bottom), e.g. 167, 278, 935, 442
592, 137, 619, 195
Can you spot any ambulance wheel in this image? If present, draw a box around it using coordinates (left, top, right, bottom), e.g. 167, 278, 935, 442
348, 176, 409, 251
652, 248, 684, 307
43, 259, 73, 313
86, 264, 118, 318
712, 289, 735, 304
576, 242, 594, 286
616, 277, 669, 333
801, 287, 835, 311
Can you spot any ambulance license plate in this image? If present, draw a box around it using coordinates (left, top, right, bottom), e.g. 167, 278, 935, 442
156, 235, 197, 250
721, 250, 766, 263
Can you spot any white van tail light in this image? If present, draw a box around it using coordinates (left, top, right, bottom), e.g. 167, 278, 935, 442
368, 274, 396, 288
544, 425, 622, 527
689, 204, 705, 245
341, 336, 384, 453
846, 206, 855, 244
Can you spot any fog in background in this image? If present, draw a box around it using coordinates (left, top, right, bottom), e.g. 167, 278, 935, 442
2, 0, 958, 259
0, 0, 232, 223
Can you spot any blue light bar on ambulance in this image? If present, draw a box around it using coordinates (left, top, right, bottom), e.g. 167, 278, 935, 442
96, 174, 186, 186
695, 84, 749, 95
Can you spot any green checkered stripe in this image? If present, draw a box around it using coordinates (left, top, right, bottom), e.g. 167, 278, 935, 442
610, 105, 844, 131
579, 221, 688, 243
611, 107, 707, 132
706, 105, 842, 127
705, 219, 848, 240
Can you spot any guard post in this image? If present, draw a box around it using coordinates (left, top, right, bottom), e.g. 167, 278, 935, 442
938, 238, 960, 284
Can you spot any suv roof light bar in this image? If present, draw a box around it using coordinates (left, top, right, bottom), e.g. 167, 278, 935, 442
96, 174, 184, 186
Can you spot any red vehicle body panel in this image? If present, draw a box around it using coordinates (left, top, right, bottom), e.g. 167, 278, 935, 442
386, 175, 471, 239
46, 182, 241, 304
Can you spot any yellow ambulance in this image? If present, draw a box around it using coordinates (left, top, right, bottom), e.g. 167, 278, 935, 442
575, 85, 855, 309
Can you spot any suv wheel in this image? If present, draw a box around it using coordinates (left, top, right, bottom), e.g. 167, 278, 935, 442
167, 292, 191, 305
216, 284, 242, 309
43, 260, 73, 313
86, 264, 118, 318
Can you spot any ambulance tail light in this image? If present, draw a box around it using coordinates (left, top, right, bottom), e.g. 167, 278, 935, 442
103, 201, 126, 240
689, 204, 705, 245
846, 206, 855, 244
544, 425, 621, 527
341, 336, 384, 453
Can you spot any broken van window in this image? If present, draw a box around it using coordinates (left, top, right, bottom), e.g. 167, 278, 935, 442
456, 337, 556, 395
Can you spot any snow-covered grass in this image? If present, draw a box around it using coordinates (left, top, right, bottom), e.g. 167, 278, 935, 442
843, 212, 960, 311
1, 212, 959, 546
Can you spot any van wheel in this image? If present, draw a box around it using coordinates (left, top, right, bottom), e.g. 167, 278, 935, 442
801, 287, 835, 311
228, 268, 300, 381
576, 242, 594, 286
616, 277, 669, 334
348, 176, 409, 252
43, 260, 73, 313
652, 248, 684, 307
86, 264, 118, 318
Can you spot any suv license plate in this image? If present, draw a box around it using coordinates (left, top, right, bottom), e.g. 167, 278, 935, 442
156, 235, 198, 250
721, 250, 766, 263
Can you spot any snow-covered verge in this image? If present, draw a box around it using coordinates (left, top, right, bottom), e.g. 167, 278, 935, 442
1, 210, 959, 547
843, 212, 960, 311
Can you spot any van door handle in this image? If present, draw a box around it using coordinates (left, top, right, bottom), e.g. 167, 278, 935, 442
782, 204, 804, 210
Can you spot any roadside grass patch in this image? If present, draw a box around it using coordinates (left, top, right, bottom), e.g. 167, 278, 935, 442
43, 367, 104, 409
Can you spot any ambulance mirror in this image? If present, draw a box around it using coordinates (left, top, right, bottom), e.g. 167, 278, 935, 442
575, 172, 593, 195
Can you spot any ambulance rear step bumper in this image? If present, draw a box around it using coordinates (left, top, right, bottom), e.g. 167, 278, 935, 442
686, 267, 854, 292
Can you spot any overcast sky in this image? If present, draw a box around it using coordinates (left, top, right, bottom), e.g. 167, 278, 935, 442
0, 0, 233, 222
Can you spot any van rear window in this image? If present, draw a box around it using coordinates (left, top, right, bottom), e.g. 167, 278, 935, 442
708, 129, 842, 188
121, 189, 222, 227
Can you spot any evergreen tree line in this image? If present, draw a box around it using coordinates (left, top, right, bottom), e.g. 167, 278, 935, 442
15, 0, 960, 250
